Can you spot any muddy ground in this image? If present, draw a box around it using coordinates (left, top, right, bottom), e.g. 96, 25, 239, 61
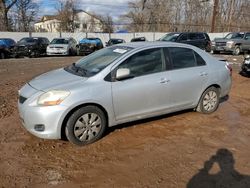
0, 55, 249, 188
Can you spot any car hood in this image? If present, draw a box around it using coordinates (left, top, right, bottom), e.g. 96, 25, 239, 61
48, 44, 68, 48
29, 68, 86, 91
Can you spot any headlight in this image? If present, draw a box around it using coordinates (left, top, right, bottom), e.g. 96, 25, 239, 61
37, 90, 70, 106
211, 41, 215, 45
226, 41, 234, 48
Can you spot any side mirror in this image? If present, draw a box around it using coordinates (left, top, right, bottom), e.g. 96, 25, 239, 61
116, 68, 133, 81
76, 45, 79, 48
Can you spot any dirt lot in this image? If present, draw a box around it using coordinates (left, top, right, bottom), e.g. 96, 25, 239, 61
0, 55, 250, 188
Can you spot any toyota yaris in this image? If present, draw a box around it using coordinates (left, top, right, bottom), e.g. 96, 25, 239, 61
18, 42, 232, 146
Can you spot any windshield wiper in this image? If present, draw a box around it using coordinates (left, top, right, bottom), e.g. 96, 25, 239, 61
72, 63, 88, 76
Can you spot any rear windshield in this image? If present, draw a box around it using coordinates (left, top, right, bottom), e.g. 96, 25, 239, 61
225, 33, 244, 39
159, 33, 180, 42
19, 38, 38, 44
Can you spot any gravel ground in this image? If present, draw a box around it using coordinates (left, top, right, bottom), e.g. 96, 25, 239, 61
0, 54, 250, 188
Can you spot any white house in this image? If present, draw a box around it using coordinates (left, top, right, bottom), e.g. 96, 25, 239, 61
34, 16, 61, 32
34, 10, 102, 33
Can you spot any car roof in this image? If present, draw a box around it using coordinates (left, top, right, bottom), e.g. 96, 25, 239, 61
53, 38, 71, 40
116, 41, 197, 49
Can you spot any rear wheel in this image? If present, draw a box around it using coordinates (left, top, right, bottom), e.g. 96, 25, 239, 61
65, 106, 107, 146
196, 87, 220, 114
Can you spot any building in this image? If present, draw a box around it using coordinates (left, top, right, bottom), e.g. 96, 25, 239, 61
34, 10, 102, 33
34, 15, 61, 32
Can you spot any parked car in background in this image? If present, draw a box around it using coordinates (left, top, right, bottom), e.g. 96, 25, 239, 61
240, 54, 250, 76
76, 38, 103, 56
106, 38, 125, 47
131, 37, 147, 42
0, 41, 8, 59
159, 32, 211, 52
0, 38, 16, 59
18, 42, 232, 146
211, 32, 250, 55
47, 38, 77, 56
14, 37, 50, 58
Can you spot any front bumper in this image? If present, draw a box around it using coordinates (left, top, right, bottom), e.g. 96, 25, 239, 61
211, 45, 234, 52
18, 101, 68, 139
47, 49, 68, 56
78, 46, 95, 55
241, 63, 250, 73
18, 85, 68, 139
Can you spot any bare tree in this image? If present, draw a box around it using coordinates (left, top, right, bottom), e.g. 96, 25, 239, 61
123, 0, 250, 33
0, 0, 18, 31
97, 14, 114, 33
57, 0, 78, 32
15, 0, 38, 32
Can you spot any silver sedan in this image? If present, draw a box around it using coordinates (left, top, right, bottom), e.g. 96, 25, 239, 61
18, 42, 232, 146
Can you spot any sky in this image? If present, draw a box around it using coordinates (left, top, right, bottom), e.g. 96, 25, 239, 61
37, 0, 131, 20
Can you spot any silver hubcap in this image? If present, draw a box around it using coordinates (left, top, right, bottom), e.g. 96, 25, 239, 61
203, 91, 218, 111
235, 48, 240, 54
74, 113, 102, 142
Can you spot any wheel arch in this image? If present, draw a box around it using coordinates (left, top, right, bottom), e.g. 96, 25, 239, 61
197, 84, 221, 106
60, 103, 109, 140
196, 84, 221, 112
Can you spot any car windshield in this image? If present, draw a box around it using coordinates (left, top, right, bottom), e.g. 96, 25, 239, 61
159, 33, 180, 41
110, 39, 123, 44
51, 39, 69, 44
65, 46, 133, 77
0, 40, 6, 45
224, 33, 244, 39
19, 38, 37, 44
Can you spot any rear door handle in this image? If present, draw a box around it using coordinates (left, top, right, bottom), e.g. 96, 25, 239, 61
200, 72, 208, 76
160, 78, 170, 83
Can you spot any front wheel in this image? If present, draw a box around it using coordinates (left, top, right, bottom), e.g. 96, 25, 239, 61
233, 46, 241, 56
0, 52, 5, 59
196, 87, 220, 114
65, 106, 107, 146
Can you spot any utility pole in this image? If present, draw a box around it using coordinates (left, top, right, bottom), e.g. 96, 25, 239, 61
211, 0, 219, 33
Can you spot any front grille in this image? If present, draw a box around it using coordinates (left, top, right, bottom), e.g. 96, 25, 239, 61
80, 45, 89, 50
216, 42, 226, 47
19, 95, 27, 104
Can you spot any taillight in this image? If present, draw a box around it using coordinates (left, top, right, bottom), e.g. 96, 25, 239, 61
226, 63, 232, 76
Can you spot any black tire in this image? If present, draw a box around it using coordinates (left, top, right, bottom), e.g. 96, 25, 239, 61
233, 45, 241, 56
65, 106, 107, 146
196, 87, 220, 114
205, 44, 211, 52
0, 52, 5, 59
29, 50, 40, 58
212, 50, 219, 54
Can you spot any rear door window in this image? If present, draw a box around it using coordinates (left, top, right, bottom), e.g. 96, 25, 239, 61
189, 33, 199, 40
197, 33, 205, 40
178, 33, 188, 41
168, 47, 197, 69
194, 51, 206, 66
